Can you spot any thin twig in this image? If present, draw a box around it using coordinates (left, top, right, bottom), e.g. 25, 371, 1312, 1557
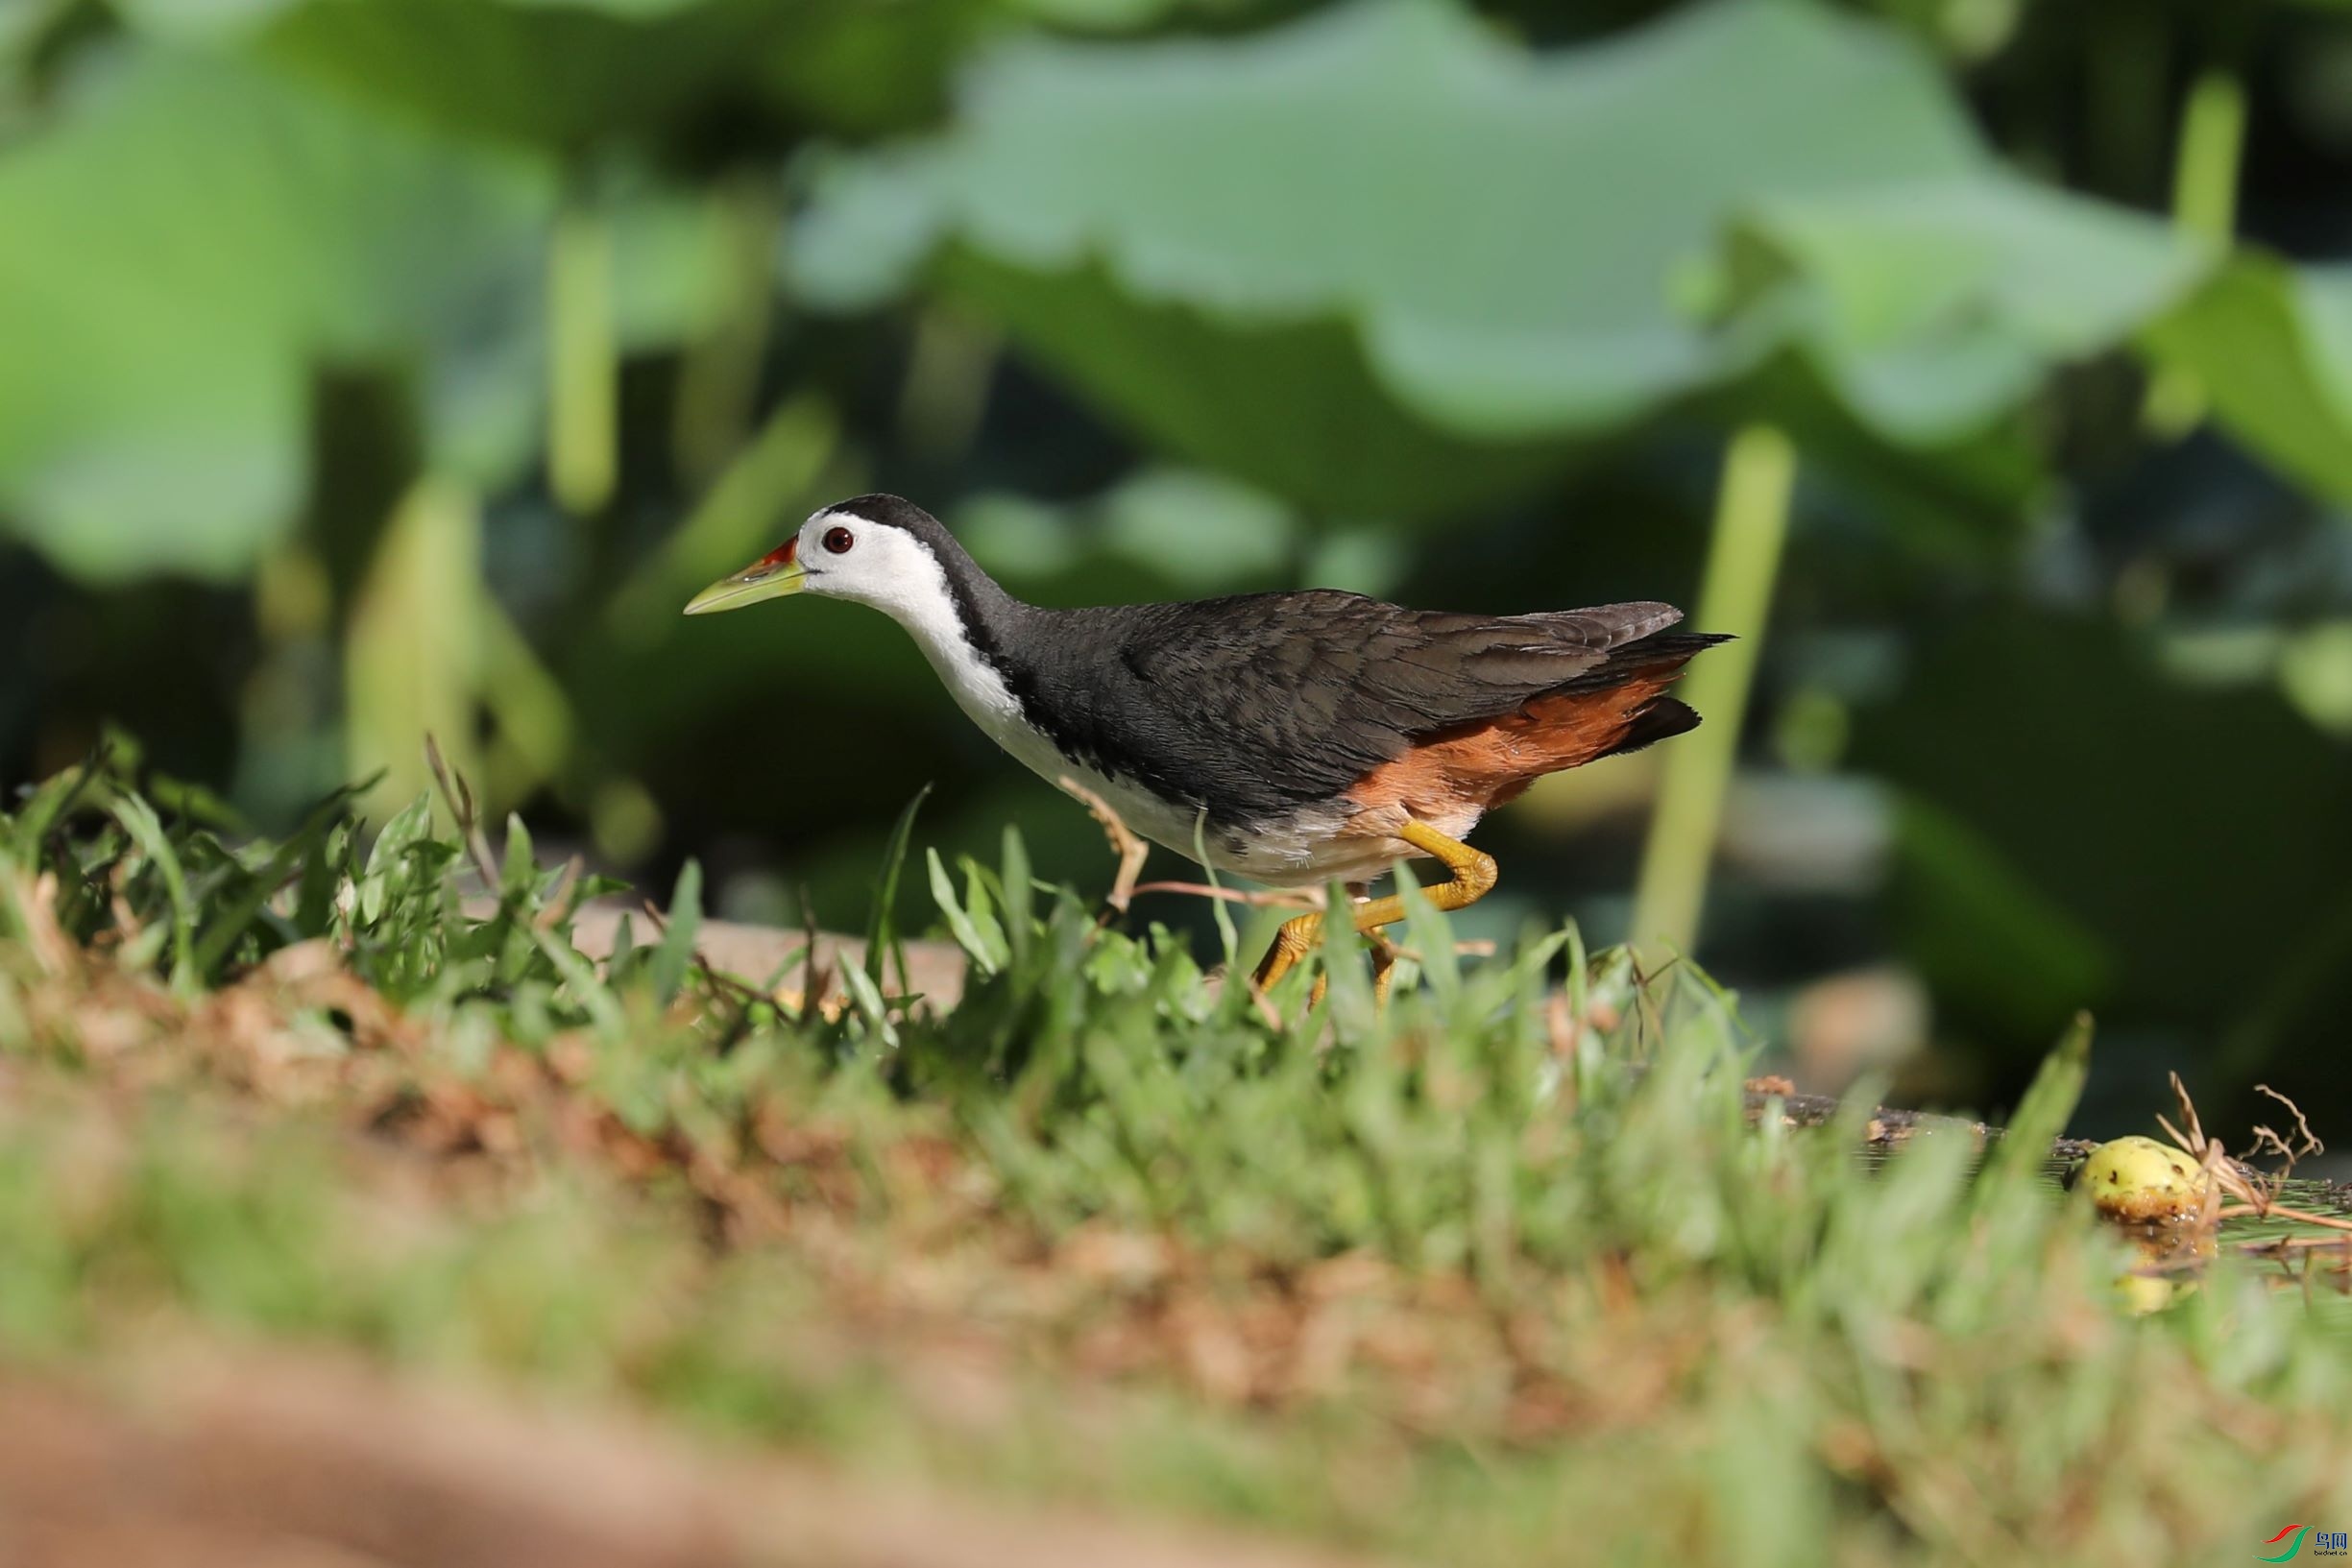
799, 885, 828, 1025
423, 736, 500, 890
2251, 1083, 2324, 1169
635, 896, 773, 1010
2216, 1203, 2352, 1235
1237, 972, 1284, 1031
1374, 937, 1496, 966
1128, 880, 1321, 911
2160, 1074, 2352, 1271
2159, 1071, 2231, 1232
533, 856, 584, 933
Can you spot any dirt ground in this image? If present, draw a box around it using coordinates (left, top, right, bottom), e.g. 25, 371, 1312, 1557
0, 1347, 1383, 1568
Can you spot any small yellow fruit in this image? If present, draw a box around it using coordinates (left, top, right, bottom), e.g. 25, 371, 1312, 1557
2078, 1135, 2207, 1223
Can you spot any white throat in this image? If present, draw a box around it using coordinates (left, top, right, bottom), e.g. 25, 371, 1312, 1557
804, 524, 1028, 740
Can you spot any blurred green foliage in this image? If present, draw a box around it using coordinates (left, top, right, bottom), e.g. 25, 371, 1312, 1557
5, 0, 2352, 1130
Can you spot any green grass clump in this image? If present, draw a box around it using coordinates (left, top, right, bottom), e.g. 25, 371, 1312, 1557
4, 749, 2352, 1566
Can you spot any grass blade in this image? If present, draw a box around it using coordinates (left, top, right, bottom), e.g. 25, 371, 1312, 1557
189, 784, 362, 978
1000, 825, 1033, 972
109, 794, 196, 990
929, 847, 1002, 976
649, 861, 704, 1004
1977, 1011, 2094, 1195
864, 785, 932, 992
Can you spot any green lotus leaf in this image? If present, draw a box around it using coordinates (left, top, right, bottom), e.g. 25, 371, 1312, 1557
255, 0, 774, 153
2140, 253, 2352, 508
0, 49, 551, 582
118, 0, 771, 152
793, 0, 2202, 519
938, 251, 1583, 519
121, 0, 993, 153
1718, 178, 2212, 442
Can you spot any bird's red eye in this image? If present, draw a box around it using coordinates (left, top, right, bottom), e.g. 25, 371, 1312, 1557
822, 526, 855, 555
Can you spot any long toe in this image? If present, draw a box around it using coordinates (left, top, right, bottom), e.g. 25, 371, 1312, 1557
1369, 935, 1399, 1007
1252, 912, 1322, 991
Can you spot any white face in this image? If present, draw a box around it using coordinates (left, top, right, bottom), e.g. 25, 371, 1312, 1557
788, 503, 1036, 744
793, 504, 970, 647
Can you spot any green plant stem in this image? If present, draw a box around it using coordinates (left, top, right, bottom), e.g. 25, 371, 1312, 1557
895, 305, 1000, 465
1629, 422, 1796, 966
2170, 67, 2246, 242
346, 475, 483, 820
477, 600, 574, 804
2146, 67, 2245, 436
603, 392, 841, 639
549, 202, 617, 515
671, 178, 780, 484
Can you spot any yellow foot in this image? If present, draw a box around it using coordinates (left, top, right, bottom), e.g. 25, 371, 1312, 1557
1249, 819, 1498, 1002
1304, 930, 1398, 1009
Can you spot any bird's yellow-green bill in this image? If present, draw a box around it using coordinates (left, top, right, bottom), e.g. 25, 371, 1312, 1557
685, 540, 807, 615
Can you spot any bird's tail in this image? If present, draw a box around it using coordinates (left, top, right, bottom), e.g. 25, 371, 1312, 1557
1568, 630, 1730, 761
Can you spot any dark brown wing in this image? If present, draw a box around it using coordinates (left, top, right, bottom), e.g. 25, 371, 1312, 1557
1018, 591, 1694, 822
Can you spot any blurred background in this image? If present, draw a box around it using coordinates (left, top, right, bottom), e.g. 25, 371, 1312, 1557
4, 0, 2351, 1137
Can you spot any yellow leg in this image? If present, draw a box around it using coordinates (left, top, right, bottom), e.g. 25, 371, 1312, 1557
1307, 929, 1398, 1010
1251, 820, 1498, 995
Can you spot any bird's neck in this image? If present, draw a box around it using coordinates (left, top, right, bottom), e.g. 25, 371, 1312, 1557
928, 546, 1032, 677
875, 537, 1039, 732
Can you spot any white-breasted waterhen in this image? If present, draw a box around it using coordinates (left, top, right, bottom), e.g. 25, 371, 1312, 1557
688, 495, 1726, 997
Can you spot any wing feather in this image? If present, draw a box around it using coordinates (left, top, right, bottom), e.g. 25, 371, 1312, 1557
1036, 591, 1696, 820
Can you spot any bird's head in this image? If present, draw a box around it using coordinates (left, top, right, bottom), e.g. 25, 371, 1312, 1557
684, 495, 959, 622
